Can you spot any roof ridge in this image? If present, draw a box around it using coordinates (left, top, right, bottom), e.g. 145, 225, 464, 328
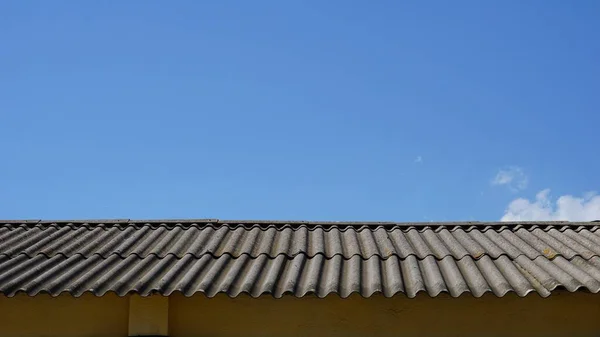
3, 223, 600, 232
1, 219, 598, 226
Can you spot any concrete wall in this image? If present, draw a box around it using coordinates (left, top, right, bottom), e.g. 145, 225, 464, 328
1, 292, 600, 337
0, 293, 128, 337
169, 292, 600, 337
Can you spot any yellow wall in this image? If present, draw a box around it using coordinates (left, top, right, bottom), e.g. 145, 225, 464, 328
169, 292, 600, 337
0, 293, 128, 337
129, 295, 169, 336
1, 292, 600, 337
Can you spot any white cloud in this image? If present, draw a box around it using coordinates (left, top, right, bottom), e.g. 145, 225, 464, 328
491, 166, 528, 192
414, 156, 423, 163
501, 189, 600, 221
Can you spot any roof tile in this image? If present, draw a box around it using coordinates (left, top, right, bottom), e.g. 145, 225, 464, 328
1, 220, 600, 298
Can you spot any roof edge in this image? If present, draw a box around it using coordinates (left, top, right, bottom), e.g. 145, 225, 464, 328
1, 219, 599, 227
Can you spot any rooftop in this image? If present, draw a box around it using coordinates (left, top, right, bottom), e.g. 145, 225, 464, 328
2, 219, 600, 298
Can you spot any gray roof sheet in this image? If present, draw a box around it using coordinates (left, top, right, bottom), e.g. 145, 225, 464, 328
1, 220, 600, 298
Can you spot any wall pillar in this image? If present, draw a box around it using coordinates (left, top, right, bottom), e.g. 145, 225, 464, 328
128, 295, 169, 337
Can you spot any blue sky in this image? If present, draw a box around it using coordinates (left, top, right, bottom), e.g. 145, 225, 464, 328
1, 1, 599, 221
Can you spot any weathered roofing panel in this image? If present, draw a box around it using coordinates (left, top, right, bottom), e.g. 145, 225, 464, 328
1, 220, 600, 298
1, 222, 600, 260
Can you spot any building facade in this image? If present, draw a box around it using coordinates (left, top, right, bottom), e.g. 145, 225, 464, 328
2, 220, 600, 337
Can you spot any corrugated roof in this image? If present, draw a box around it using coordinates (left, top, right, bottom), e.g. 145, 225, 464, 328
1, 220, 600, 298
